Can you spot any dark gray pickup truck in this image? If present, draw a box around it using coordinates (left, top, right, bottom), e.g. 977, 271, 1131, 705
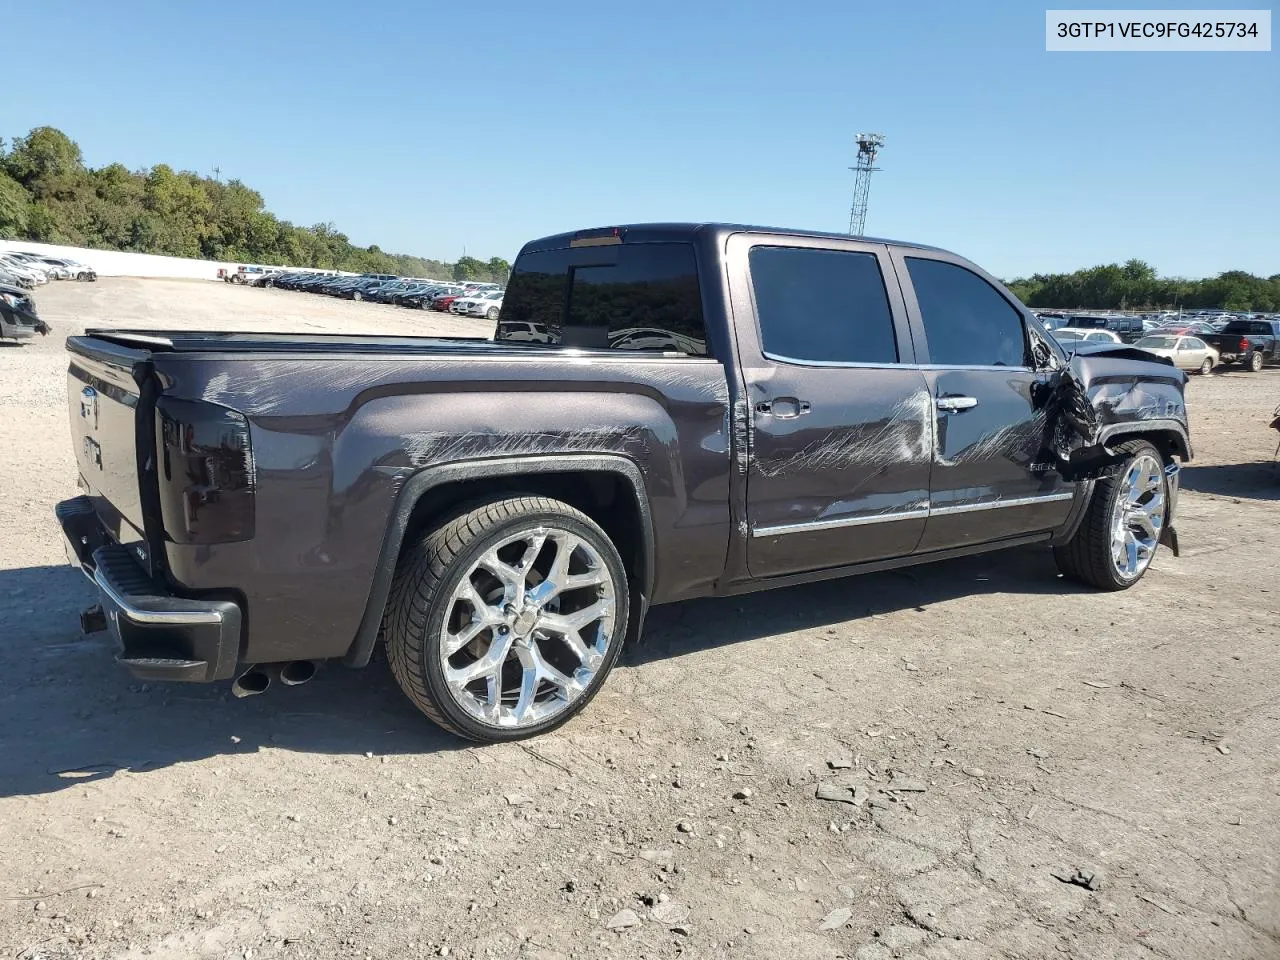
1201, 319, 1280, 371
57, 223, 1191, 741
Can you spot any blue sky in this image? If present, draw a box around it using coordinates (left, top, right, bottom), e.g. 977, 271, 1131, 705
7, 0, 1276, 277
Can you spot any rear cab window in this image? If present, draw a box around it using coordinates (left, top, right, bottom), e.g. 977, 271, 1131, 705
498, 241, 708, 355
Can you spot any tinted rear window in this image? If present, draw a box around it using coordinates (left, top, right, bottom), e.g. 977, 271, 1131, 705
497, 242, 707, 355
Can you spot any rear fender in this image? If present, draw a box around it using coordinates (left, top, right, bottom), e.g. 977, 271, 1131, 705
342, 454, 654, 668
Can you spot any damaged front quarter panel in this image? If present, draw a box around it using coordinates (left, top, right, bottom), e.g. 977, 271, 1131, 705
1038, 343, 1190, 480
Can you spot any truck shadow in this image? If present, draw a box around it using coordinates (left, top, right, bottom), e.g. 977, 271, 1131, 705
1179, 462, 1280, 501
0, 564, 464, 800
631, 545, 1087, 664
1, 547, 1081, 799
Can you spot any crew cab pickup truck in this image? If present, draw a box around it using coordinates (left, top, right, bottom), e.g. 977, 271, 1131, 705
1201, 319, 1280, 372
56, 223, 1191, 742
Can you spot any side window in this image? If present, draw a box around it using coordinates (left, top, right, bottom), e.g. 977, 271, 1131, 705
496, 242, 708, 355
905, 258, 1028, 367
748, 246, 899, 364
566, 243, 706, 354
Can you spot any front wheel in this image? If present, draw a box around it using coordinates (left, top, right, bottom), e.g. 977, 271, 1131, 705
352, 291, 362, 301
1198, 357, 1213, 375
486, 307, 500, 321
1053, 440, 1169, 590
383, 496, 629, 742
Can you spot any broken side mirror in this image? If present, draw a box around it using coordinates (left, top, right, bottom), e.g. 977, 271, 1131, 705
1031, 336, 1056, 370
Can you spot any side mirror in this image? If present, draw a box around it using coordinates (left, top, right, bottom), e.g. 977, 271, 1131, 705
1031, 337, 1056, 369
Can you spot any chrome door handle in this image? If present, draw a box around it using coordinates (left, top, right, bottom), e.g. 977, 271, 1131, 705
936, 396, 978, 413
756, 398, 811, 418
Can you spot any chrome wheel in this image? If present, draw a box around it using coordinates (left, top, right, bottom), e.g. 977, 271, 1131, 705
439, 525, 617, 728
1110, 454, 1165, 581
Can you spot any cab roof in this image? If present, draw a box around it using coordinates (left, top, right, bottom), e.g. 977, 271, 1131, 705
518, 222, 951, 256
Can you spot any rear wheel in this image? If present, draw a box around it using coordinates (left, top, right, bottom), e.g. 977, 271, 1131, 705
1198, 357, 1213, 375
383, 496, 628, 742
1248, 350, 1264, 372
1053, 440, 1168, 590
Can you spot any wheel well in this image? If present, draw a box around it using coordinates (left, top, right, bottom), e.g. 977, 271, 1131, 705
1113, 429, 1189, 463
402, 470, 649, 595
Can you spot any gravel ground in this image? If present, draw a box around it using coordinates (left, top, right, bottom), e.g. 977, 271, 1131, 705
1, 278, 1277, 960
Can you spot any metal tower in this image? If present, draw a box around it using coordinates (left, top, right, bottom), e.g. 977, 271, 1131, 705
847, 133, 885, 236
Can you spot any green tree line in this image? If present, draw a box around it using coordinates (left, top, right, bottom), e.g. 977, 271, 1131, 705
1006, 258, 1279, 312
0, 126, 510, 284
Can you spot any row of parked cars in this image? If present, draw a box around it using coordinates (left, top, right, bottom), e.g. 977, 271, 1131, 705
226, 266, 507, 319
1037, 310, 1280, 374
0, 250, 97, 288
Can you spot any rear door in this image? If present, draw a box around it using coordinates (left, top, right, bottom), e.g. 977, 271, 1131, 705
726, 233, 932, 579
892, 251, 1075, 553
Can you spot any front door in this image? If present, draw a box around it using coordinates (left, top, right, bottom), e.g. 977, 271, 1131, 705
727, 234, 933, 579
892, 251, 1075, 552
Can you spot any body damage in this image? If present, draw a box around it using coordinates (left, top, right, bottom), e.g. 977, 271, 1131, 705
143, 346, 734, 665
58, 227, 1191, 683
1042, 345, 1190, 477
755, 389, 934, 479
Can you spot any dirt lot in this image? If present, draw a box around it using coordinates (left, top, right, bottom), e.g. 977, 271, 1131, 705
1, 278, 1277, 960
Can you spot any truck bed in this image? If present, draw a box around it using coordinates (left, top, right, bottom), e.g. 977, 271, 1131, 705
77, 329, 672, 359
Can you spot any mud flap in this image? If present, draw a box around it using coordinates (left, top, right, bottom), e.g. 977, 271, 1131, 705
1160, 525, 1180, 557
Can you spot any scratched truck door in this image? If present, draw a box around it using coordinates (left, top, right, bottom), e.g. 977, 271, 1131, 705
726, 234, 933, 578
894, 252, 1075, 552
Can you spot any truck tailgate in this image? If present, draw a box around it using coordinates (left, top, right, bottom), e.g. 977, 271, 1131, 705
67, 337, 152, 555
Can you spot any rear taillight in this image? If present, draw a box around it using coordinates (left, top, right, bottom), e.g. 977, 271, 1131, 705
1240, 338, 1250, 352
155, 397, 255, 543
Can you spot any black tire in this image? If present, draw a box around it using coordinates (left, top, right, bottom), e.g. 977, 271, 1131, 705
352, 290, 363, 301
1054, 439, 1167, 591
383, 496, 629, 742
486, 307, 500, 321
1198, 357, 1213, 375
1248, 350, 1264, 372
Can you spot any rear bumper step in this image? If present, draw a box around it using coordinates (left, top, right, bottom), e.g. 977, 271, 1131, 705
56, 497, 241, 682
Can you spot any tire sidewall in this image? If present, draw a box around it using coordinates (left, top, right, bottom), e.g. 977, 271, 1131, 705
416, 507, 629, 741
1103, 442, 1165, 587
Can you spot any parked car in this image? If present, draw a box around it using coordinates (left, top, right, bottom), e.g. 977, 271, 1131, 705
1133, 335, 1218, 374
32, 255, 96, 281
431, 291, 468, 312
1053, 328, 1123, 345
453, 291, 505, 318
0, 255, 49, 286
495, 320, 554, 343
1067, 314, 1145, 343
0, 283, 48, 341
56, 222, 1190, 743
0, 265, 35, 290
1201, 319, 1280, 372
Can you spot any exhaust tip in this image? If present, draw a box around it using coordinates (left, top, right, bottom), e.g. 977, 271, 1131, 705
279, 660, 318, 687
232, 668, 271, 698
